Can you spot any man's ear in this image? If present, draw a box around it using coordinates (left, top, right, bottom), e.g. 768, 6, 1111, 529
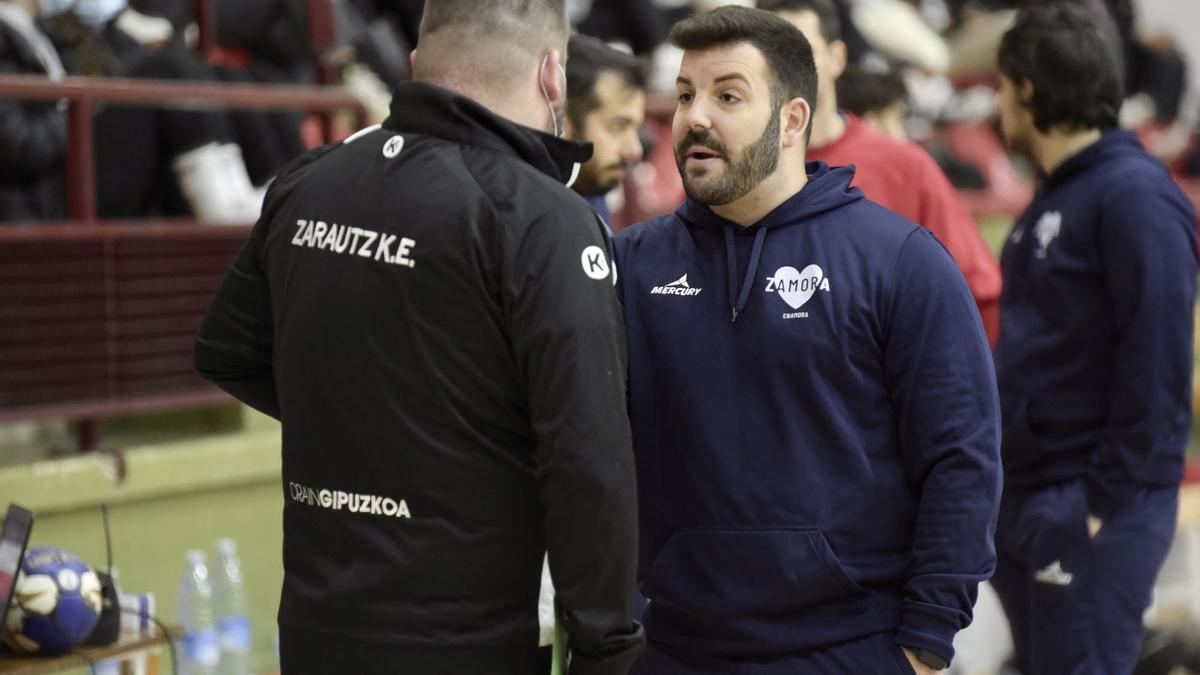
781, 96, 813, 149
541, 48, 566, 105
1020, 78, 1035, 107
829, 39, 848, 81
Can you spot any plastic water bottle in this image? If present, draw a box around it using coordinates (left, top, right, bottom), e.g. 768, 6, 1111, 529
213, 538, 251, 675
178, 550, 219, 675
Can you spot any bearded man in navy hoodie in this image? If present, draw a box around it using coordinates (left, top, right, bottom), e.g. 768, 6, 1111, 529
613, 6, 1001, 674
990, 6, 1199, 675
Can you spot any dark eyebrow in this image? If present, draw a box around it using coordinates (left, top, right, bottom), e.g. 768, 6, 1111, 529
713, 73, 751, 87
677, 73, 752, 89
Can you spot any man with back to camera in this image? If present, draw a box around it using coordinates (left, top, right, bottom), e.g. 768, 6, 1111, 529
759, 0, 1004, 344
565, 33, 647, 229
192, 1, 646, 673
613, 6, 1001, 674
990, 5, 1198, 675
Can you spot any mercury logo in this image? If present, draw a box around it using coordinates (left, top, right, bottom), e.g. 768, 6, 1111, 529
650, 274, 702, 296
289, 481, 411, 519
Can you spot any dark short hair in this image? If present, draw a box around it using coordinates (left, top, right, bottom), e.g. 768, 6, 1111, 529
836, 66, 907, 116
756, 0, 841, 43
670, 5, 818, 116
998, 3, 1122, 132
419, 0, 568, 43
414, 0, 569, 88
566, 34, 647, 129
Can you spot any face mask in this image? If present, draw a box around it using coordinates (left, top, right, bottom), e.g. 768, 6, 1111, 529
539, 54, 567, 138
37, 0, 76, 18
73, 0, 127, 28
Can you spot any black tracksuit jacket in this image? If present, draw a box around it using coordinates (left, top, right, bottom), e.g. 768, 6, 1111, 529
194, 81, 644, 675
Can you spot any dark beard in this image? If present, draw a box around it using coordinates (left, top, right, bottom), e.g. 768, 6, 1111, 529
675, 110, 782, 206
572, 163, 622, 196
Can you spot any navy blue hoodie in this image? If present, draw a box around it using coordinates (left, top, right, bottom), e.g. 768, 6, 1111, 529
613, 162, 1002, 664
994, 130, 1198, 516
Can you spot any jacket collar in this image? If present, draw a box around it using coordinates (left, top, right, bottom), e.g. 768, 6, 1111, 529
383, 80, 592, 185
1041, 128, 1139, 190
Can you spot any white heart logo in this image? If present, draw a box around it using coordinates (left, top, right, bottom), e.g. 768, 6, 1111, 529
766, 264, 824, 310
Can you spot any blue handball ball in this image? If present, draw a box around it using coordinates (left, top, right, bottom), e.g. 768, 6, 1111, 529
2, 546, 103, 655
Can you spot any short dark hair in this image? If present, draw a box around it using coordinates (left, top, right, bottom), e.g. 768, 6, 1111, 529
419, 0, 567, 43
998, 3, 1122, 133
836, 66, 907, 116
670, 5, 818, 116
566, 34, 647, 129
756, 0, 841, 43
414, 0, 569, 89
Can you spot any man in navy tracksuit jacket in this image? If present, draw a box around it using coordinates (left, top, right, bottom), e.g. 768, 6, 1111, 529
614, 8, 1001, 674
991, 7, 1199, 675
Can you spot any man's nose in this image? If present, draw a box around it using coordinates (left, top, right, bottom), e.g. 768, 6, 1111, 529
622, 130, 644, 163
681, 100, 712, 132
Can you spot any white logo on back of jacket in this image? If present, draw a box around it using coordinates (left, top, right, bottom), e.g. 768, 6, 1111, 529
288, 481, 412, 519
382, 135, 404, 158
1033, 211, 1062, 258
581, 245, 612, 281
766, 265, 830, 318
292, 219, 416, 268
650, 274, 702, 296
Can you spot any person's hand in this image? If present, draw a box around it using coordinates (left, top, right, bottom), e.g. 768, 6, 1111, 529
1088, 514, 1103, 538
901, 647, 942, 674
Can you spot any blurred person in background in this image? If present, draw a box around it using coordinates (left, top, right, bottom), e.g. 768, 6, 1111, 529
107, 0, 311, 184
761, 0, 1003, 343
194, 0, 645, 672
565, 33, 646, 228
51, 0, 267, 222
0, 0, 267, 222
615, 7, 1000, 674
844, 0, 951, 74
0, 0, 68, 221
833, 64, 907, 140
98, 0, 308, 190
945, 0, 1188, 128
574, 0, 670, 58
991, 5, 1198, 675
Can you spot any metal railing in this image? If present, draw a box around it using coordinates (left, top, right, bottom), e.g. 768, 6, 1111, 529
0, 74, 366, 222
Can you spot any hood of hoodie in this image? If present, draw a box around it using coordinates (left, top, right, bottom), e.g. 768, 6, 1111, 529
383, 80, 592, 186
670, 161, 866, 321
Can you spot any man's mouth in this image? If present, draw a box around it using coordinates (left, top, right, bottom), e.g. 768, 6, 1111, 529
685, 147, 724, 164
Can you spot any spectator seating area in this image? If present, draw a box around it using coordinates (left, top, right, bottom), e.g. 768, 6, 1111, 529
0, 0, 364, 448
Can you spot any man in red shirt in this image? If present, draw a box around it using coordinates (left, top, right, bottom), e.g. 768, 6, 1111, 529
761, 0, 1002, 342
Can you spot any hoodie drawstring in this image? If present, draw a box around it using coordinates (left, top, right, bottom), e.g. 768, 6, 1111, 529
724, 224, 768, 323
